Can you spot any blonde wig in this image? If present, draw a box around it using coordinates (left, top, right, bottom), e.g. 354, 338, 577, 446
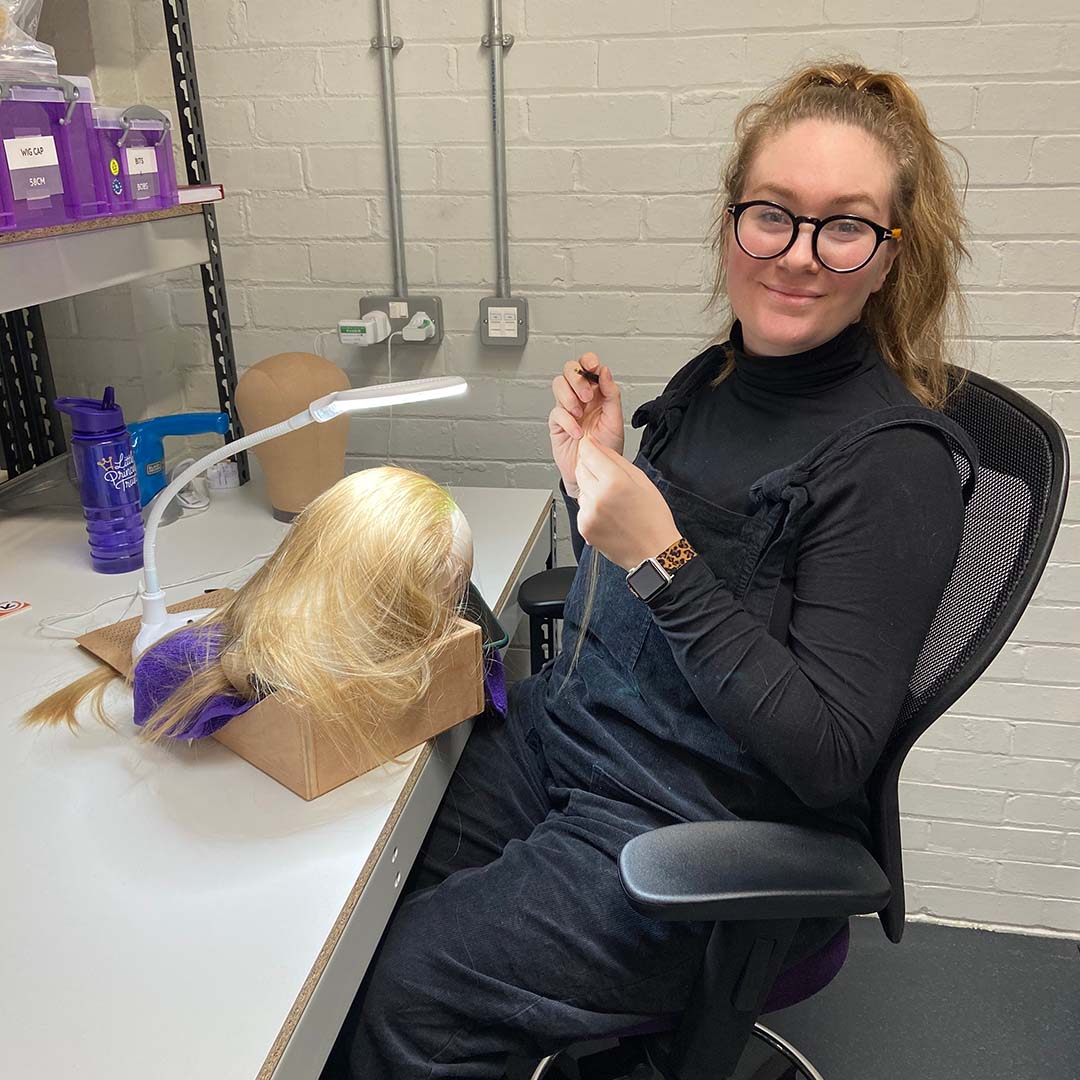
707, 58, 971, 409
26, 467, 473, 769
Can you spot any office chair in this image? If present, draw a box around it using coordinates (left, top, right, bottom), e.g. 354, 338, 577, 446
515, 369, 1069, 1080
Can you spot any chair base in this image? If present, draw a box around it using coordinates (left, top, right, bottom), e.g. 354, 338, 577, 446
524, 1023, 824, 1080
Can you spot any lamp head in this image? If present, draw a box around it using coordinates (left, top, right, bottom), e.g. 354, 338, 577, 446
309, 375, 467, 422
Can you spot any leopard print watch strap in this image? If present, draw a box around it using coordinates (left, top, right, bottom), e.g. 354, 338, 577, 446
655, 536, 697, 573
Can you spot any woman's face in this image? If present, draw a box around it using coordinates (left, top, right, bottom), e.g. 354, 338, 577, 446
723, 118, 900, 356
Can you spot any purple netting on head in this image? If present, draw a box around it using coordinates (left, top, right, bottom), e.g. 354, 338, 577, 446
132, 627, 255, 740
484, 649, 508, 718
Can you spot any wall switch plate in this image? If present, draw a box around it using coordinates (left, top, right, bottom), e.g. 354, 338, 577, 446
360, 295, 444, 346
480, 295, 529, 347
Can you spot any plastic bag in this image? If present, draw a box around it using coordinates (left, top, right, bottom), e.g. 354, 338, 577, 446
0, 0, 59, 82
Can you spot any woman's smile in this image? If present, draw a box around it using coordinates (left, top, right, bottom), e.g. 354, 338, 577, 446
762, 282, 823, 305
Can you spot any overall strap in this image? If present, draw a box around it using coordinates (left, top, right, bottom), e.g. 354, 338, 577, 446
631, 344, 728, 459
819, 405, 980, 503
765, 407, 981, 644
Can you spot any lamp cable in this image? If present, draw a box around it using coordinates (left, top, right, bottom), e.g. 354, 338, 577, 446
37, 550, 274, 641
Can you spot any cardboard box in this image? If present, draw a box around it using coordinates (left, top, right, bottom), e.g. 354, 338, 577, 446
78, 593, 485, 800
213, 617, 484, 800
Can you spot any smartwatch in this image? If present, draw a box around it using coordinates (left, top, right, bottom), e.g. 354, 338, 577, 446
626, 537, 698, 602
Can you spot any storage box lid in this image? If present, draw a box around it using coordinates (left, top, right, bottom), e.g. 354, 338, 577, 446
93, 104, 173, 131
3, 74, 95, 105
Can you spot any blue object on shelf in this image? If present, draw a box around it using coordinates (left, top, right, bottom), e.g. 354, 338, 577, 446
128, 411, 230, 507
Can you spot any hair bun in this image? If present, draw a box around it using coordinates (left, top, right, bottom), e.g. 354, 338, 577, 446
807, 65, 888, 102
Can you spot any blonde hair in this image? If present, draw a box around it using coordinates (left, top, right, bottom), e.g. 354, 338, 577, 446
25, 666, 118, 731
26, 468, 471, 769
708, 58, 971, 409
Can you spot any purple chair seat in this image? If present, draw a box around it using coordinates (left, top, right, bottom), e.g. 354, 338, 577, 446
760, 920, 849, 1013
614, 922, 850, 1040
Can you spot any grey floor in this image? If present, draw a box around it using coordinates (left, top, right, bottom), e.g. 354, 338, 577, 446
765, 916, 1079, 1080
509, 918, 1079, 1080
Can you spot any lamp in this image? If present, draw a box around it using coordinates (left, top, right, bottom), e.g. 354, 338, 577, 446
132, 375, 468, 659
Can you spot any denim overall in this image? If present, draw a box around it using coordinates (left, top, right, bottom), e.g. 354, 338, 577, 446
333, 370, 978, 1079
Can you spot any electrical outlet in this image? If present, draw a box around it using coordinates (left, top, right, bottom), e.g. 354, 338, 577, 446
480, 295, 529, 347
360, 295, 443, 346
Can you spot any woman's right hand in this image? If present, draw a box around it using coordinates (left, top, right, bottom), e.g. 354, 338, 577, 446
548, 352, 624, 499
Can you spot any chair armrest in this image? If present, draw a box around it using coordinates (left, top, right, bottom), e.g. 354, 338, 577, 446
619, 820, 890, 922
517, 566, 576, 620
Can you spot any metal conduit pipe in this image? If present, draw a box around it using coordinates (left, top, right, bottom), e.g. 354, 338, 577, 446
478, 0, 527, 347
487, 0, 511, 298
372, 0, 407, 297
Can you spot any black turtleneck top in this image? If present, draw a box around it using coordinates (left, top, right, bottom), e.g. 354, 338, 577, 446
561, 320, 965, 813
658, 320, 903, 513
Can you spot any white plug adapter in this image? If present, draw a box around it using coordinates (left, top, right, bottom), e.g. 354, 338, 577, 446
206, 461, 240, 490
401, 310, 436, 342
338, 310, 391, 346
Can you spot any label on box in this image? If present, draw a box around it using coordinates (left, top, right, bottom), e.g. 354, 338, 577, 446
0, 600, 31, 620
125, 146, 159, 200
3, 135, 63, 200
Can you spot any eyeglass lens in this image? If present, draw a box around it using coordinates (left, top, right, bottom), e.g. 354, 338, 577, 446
737, 204, 877, 271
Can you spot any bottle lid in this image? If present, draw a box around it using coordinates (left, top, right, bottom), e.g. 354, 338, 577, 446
54, 386, 127, 435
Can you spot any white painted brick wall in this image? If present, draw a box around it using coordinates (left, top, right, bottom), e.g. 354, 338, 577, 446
36, 0, 1080, 936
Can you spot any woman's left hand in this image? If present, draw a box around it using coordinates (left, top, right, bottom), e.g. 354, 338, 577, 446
574, 435, 682, 572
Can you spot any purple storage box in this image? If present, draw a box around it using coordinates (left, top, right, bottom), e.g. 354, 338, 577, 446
93, 104, 179, 214
0, 74, 108, 231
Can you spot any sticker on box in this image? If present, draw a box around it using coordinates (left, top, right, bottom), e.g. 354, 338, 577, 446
0, 600, 31, 620
125, 147, 160, 200
3, 136, 64, 200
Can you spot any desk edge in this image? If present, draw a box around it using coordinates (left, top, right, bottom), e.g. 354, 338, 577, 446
257, 489, 554, 1080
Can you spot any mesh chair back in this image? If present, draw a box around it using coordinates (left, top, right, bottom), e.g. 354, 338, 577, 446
870, 368, 1069, 942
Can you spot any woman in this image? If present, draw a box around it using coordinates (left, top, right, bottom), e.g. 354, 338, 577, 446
325, 60, 978, 1078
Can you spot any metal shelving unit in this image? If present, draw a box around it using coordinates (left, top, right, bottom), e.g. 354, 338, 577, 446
0, 0, 245, 482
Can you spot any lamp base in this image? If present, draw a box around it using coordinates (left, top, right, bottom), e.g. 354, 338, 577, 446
133, 607, 217, 661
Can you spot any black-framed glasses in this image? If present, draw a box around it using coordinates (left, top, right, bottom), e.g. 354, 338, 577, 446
726, 201, 902, 274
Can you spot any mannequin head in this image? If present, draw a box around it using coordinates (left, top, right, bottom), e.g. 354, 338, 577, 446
235, 352, 351, 521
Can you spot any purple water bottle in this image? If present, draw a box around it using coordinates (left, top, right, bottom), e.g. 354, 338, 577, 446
55, 387, 144, 574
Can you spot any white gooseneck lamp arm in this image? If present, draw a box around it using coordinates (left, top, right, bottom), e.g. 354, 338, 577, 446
133, 375, 468, 660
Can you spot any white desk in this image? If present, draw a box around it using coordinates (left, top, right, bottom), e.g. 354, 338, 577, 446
0, 475, 554, 1080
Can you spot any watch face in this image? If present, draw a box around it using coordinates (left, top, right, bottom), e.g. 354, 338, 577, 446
628, 559, 669, 600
